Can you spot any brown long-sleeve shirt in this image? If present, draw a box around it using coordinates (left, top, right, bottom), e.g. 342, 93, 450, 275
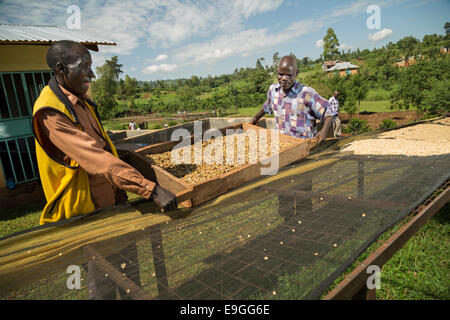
34, 84, 155, 209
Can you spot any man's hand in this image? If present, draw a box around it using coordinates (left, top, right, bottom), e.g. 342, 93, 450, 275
317, 129, 327, 145
250, 107, 265, 126
317, 116, 333, 145
151, 185, 177, 212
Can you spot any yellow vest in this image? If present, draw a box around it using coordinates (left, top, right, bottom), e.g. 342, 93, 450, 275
32, 80, 118, 225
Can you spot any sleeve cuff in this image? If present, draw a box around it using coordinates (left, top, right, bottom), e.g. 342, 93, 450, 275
141, 178, 156, 200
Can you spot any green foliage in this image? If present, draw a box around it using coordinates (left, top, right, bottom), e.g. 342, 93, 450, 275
91, 57, 119, 119
379, 118, 398, 129
104, 56, 123, 81
390, 59, 450, 115
167, 120, 178, 127
323, 28, 340, 60
342, 118, 371, 134
350, 73, 369, 113
123, 75, 139, 110
366, 88, 392, 101
344, 95, 357, 116
422, 79, 450, 116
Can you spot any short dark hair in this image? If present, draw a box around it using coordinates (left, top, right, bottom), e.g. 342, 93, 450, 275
46, 40, 87, 72
279, 55, 298, 73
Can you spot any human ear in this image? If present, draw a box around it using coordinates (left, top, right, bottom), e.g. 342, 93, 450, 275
55, 62, 67, 76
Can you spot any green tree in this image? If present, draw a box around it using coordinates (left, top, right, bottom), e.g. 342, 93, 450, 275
422, 80, 450, 116
349, 74, 368, 114
104, 56, 123, 82
91, 60, 118, 119
123, 75, 138, 110
343, 95, 357, 118
256, 57, 265, 69
272, 52, 280, 71
397, 36, 419, 60
390, 59, 449, 115
249, 68, 271, 95
323, 28, 340, 60
176, 85, 202, 111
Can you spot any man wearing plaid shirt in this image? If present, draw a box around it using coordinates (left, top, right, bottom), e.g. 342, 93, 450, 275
328, 91, 342, 137
250, 56, 336, 144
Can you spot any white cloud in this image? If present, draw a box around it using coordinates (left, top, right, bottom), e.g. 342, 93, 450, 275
175, 18, 324, 65
90, 52, 106, 75
155, 54, 168, 61
0, 0, 407, 76
316, 39, 324, 48
368, 28, 393, 42
146, 0, 284, 48
142, 64, 178, 74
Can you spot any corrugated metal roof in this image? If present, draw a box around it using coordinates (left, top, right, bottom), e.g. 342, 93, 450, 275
326, 61, 359, 71
0, 24, 116, 45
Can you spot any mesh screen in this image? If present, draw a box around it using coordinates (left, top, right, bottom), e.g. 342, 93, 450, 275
1, 150, 449, 300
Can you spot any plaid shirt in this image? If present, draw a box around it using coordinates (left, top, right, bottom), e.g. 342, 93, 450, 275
263, 81, 336, 139
328, 96, 340, 114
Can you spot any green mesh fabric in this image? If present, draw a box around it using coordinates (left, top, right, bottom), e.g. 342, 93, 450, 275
1, 142, 449, 300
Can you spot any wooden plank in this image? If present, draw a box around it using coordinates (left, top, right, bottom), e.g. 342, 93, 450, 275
322, 183, 450, 300
83, 245, 153, 300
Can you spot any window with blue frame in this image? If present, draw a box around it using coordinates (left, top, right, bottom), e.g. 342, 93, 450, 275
0, 71, 53, 185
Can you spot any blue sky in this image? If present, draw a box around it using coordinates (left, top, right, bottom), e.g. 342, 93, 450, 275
1, 0, 449, 81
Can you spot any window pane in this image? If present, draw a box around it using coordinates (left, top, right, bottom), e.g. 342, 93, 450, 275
25, 73, 38, 106
0, 141, 15, 183
3, 74, 19, 118
43, 72, 51, 84
13, 73, 30, 117
34, 73, 45, 96
18, 138, 34, 180
0, 75, 10, 119
27, 136, 38, 175
7, 140, 25, 182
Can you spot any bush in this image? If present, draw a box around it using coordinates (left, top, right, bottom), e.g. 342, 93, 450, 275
343, 118, 371, 134
168, 120, 178, 127
379, 119, 397, 129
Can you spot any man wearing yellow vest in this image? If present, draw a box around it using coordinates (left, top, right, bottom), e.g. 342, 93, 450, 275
33, 40, 177, 226
32, 41, 177, 299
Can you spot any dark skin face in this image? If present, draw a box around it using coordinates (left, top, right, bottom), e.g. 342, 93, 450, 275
277, 57, 298, 93
334, 91, 339, 98
55, 45, 95, 97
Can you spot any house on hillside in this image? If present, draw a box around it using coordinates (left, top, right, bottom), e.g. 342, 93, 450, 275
440, 47, 449, 53
325, 61, 359, 77
395, 54, 422, 68
321, 60, 341, 72
0, 24, 115, 205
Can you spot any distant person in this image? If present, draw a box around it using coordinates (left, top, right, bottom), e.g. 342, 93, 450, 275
250, 56, 336, 144
328, 91, 341, 137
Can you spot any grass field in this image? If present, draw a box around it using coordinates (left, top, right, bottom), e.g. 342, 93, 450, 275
358, 100, 393, 113
323, 202, 449, 300
1, 199, 448, 299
